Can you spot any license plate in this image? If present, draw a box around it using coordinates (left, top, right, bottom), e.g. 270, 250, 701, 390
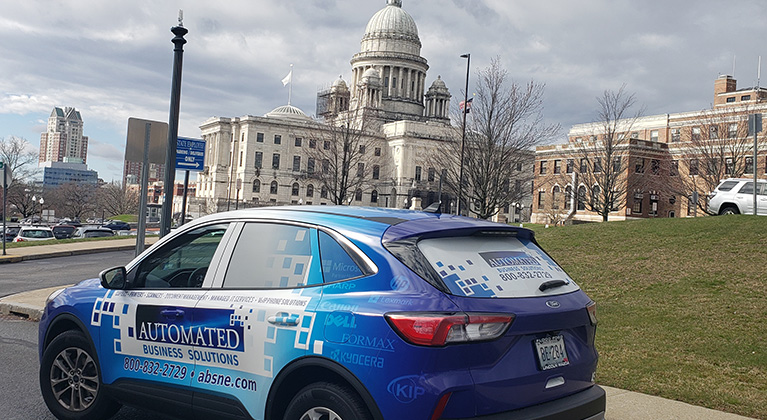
535, 335, 570, 370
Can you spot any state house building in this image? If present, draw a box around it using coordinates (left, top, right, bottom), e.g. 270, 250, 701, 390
532, 75, 767, 223
189, 0, 531, 223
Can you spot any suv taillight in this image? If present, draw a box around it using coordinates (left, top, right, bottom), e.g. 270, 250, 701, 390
586, 301, 597, 325
14, 237, 25, 242
385, 312, 514, 347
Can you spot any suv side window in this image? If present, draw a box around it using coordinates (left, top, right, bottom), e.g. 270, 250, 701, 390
319, 231, 364, 282
717, 181, 740, 192
223, 223, 315, 288
759, 183, 767, 196
134, 224, 229, 289
738, 182, 755, 195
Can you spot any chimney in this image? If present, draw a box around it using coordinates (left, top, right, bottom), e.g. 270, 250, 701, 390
714, 75, 737, 106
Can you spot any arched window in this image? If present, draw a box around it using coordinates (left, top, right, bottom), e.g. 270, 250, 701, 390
552, 186, 561, 209
292, 183, 300, 196
306, 184, 314, 198
591, 185, 601, 208
252, 179, 261, 193
355, 189, 363, 201
577, 186, 587, 210
371, 190, 378, 203
564, 185, 572, 210
270, 181, 278, 195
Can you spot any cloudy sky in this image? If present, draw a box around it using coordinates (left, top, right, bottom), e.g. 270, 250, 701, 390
2, 0, 766, 182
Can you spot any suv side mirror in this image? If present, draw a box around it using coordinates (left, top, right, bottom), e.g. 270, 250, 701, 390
100, 266, 127, 289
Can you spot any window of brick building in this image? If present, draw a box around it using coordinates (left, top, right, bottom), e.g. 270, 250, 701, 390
274, 134, 281, 144
651, 159, 660, 175
594, 158, 602, 173
272, 153, 280, 169
270, 181, 278, 194
428, 167, 435, 182
256, 132, 264, 143
293, 156, 301, 172
415, 166, 422, 181
709, 126, 718, 139
692, 127, 701, 141
540, 161, 547, 175
671, 160, 679, 176
255, 152, 263, 169
564, 186, 572, 210
671, 128, 680, 142
745, 157, 754, 174
553, 160, 561, 174
566, 159, 574, 174
372, 165, 380, 180
580, 158, 588, 173
650, 130, 659, 142
538, 191, 545, 210
295, 137, 302, 147
613, 156, 621, 173
689, 159, 699, 175
725, 157, 734, 174
577, 186, 586, 210
635, 158, 645, 174
728, 123, 738, 138
291, 183, 299, 196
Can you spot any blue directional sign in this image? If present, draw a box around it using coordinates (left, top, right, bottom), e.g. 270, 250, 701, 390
176, 136, 206, 171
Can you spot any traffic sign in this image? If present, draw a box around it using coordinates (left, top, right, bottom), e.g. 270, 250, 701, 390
1, 162, 11, 187
176, 137, 206, 171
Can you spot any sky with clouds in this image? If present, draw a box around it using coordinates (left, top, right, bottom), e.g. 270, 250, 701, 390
2, 0, 766, 182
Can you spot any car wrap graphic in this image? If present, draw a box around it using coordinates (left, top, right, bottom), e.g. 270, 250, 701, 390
419, 236, 576, 298
90, 287, 320, 417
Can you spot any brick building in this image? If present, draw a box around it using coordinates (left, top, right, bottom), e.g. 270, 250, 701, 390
533, 75, 767, 223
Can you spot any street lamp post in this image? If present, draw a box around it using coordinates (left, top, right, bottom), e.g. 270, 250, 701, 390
457, 53, 470, 216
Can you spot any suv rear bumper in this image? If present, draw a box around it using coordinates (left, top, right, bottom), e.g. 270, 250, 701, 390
448, 385, 605, 420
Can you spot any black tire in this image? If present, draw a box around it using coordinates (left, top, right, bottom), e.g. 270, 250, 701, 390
39, 330, 121, 420
283, 382, 372, 420
720, 206, 739, 215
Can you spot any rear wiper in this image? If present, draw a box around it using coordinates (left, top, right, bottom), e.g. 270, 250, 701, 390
539, 280, 568, 292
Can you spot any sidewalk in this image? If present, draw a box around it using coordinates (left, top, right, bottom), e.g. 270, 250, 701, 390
0, 239, 758, 420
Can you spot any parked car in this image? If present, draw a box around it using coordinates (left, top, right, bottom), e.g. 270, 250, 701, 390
58, 219, 82, 227
708, 178, 767, 215
38, 206, 604, 420
101, 220, 131, 231
72, 227, 116, 238
51, 225, 77, 240
3, 225, 21, 242
13, 226, 54, 242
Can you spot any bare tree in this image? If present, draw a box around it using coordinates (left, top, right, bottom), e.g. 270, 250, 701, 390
438, 57, 558, 219
6, 181, 41, 218
47, 183, 98, 220
305, 108, 384, 205
0, 136, 38, 181
575, 85, 645, 221
668, 106, 764, 214
98, 182, 139, 217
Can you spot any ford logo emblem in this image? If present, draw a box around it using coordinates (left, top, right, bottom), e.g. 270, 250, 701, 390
546, 300, 561, 309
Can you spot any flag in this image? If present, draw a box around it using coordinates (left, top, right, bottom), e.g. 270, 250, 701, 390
281, 69, 293, 86
459, 97, 473, 113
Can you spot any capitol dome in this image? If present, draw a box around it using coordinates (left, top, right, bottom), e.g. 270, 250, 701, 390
363, 0, 420, 48
265, 104, 312, 121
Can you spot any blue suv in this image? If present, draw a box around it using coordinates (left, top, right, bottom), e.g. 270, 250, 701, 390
39, 206, 604, 420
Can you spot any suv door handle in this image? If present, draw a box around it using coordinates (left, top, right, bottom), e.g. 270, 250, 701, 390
267, 312, 300, 326
161, 309, 185, 319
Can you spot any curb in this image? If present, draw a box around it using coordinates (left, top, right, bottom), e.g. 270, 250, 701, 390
0, 244, 149, 264
0, 301, 44, 321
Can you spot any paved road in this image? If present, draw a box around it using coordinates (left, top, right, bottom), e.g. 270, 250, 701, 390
0, 314, 175, 420
0, 250, 135, 298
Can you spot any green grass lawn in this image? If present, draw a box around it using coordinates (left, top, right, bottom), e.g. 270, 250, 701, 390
532, 216, 767, 419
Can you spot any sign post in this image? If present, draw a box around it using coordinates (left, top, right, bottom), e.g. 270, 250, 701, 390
1, 162, 11, 255
126, 118, 169, 256
175, 137, 205, 226
749, 114, 762, 216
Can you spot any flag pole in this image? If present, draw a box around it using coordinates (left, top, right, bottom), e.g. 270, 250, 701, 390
288, 64, 293, 105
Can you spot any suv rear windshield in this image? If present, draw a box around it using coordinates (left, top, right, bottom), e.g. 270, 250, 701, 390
416, 235, 580, 298
717, 180, 740, 192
